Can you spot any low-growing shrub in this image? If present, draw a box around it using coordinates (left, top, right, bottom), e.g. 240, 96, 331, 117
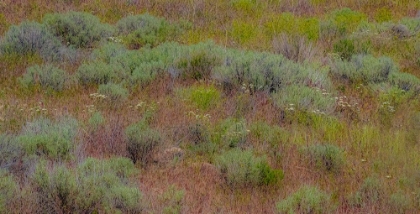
0, 135, 23, 173
43, 11, 113, 48
374, 7, 393, 22
301, 144, 345, 173
399, 17, 420, 34
33, 157, 141, 213
320, 8, 367, 40
175, 47, 222, 80
249, 121, 289, 158
276, 185, 334, 214
231, 0, 258, 13
116, 14, 180, 48
333, 39, 355, 61
390, 24, 411, 39
389, 71, 420, 93
272, 34, 320, 63
0, 21, 63, 61
88, 111, 105, 131
264, 13, 319, 40
388, 192, 411, 213
215, 149, 283, 187
230, 20, 258, 45
76, 61, 125, 85
273, 85, 335, 114
0, 172, 18, 213
97, 83, 129, 108
177, 85, 221, 111
161, 185, 185, 214
91, 42, 127, 63
348, 177, 383, 207
331, 54, 398, 84
218, 118, 249, 148
20, 64, 71, 91
213, 49, 332, 94
17, 117, 78, 160
125, 121, 162, 166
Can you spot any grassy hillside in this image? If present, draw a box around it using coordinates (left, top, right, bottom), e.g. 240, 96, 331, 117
1, 1, 420, 213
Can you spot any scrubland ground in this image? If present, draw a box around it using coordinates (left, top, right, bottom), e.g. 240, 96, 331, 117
1, 0, 420, 213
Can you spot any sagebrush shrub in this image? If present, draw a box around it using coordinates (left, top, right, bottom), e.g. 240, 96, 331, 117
333, 39, 355, 61
161, 185, 185, 214
0, 172, 18, 213
33, 158, 141, 213
220, 118, 248, 148
348, 177, 383, 207
388, 192, 411, 213
215, 149, 283, 187
272, 34, 320, 63
389, 71, 420, 93
213, 49, 332, 93
331, 54, 398, 84
20, 64, 71, 91
43, 11, 113, 48
17, 117, 78, 160
249, 121, 289, 158
0, 21, 63, 61
76, 61, 125, 85
91, 42, 128, 63
276, 185, 334, 214
302, 144, 345, 173
175, 47, 222, 80
125, 121, 162, 166
273, 85, 335, 113
116, 14, 180, 48
88, 111, 105, 131
0, 135, 23, 173
399, 17, 420, 34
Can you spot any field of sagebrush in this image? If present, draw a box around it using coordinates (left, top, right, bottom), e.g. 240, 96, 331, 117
1, 0, 420, 213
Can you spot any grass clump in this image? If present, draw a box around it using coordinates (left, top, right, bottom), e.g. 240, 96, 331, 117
17, 117, 78, 161
215, 149, 283, 187
276, 185, 334, 214
0, 21, 63, 61
20, 64, 71, 91
43, 11, 113, 48
116, 14, 181, 48
125, 121, 162, 166
301, 144, 345, 173
33, 157, 141, 213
